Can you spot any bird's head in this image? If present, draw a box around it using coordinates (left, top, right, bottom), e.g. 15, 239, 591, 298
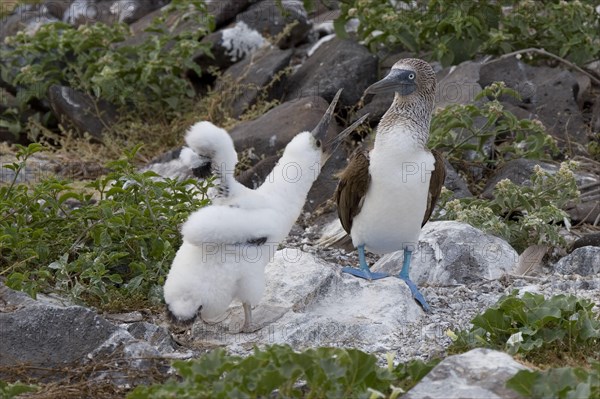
165, 299, 201, 327
185, 121, 238, 174
365, 58, 436, 103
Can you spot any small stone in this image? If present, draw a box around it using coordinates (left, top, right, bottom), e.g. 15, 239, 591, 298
404, 348, 529, 399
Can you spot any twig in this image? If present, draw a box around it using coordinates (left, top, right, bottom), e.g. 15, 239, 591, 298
573, 202, 599, 228
486, 48, 600, 87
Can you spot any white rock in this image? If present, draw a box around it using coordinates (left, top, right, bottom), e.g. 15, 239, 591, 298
191, 250, 424, 353
373, 221, 518, 285
404, 348, 528, 399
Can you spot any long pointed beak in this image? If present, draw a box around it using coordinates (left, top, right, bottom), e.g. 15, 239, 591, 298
365, 69, 417, 96
322, 113, 370, 159
311, 89, 343, 142
326, 113, 369, 148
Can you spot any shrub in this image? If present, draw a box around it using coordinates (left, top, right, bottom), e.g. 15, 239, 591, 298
507, 363, 600, 399
0, 0, 214, 137
438, 160, 579, 253
0, 380, 38, 399
449, 291, 600, 399
448, 291, 600, 360
430, 82, 558, 166
1, 144, 212, 309
336, 0, 600, 66
128, 345, 439, 398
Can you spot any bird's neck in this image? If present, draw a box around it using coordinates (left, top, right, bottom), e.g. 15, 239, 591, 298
211, 158, 237, 198
375, 93, 433, 150
258, 149, 321, 213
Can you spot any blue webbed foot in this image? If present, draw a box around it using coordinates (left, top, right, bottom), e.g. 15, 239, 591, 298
399, 276, 431, 313
342, 244, 390, 280
341, 267, 389, 280
398, 249, 431, 312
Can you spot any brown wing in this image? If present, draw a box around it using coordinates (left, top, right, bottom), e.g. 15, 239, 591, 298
335, 149, 371, 234
422, 149, 446, 227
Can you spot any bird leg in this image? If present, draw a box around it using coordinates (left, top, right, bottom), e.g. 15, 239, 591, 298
242, 302, 253, 332
398, 249, 431, 312
342, 245, 389, 280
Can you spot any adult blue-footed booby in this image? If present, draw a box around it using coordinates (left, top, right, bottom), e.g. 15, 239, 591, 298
335, 58, 446, 312
164, 90, 369, 331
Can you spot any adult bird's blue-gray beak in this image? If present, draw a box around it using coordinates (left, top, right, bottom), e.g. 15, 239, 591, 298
365, 69, 417, 96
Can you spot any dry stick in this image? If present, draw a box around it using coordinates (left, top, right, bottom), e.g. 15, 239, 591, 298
486, 48, 600, 87
573, 202, 599, 228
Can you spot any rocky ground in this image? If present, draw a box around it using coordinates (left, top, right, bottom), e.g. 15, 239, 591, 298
2, 222, 600, 396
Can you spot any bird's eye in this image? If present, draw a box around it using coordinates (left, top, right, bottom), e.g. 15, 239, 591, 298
408, 73, 415, 80
315, 139, 322, 148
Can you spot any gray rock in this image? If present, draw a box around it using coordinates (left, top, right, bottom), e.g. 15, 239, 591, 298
48, 85, 118, 141
373, 221, 518, 285
236, 0, 311, 49
435, 60, 483, 110
229, 96, 340, 158
354, 92, 393, 124
63, 0, 117, 26
570, 232, 600, 252
0, 4, 61, 40
481, 159, 556, 199
284, 38, 378, 107
480, 56, 588, 149
0, 281, 118, 378
87, 328, 168, 386
0, 281, 181, 384
122, 4, 213, 49
528, 68, 587, 149
215, 45, 293, 118
237, 155, 279, 189
554, 247, 600, 276
107, 0, 168, 24
444, 159, 472, 199
479, 57, 535, 105
105, 311, 144, 323
404, 348, 528, 399
127, 322, 177, 353
304, 143, 346, 212
206, 0, 251, 28
130, 0, 249, 34
592, 95, 600, 133
573, 71, 592, 107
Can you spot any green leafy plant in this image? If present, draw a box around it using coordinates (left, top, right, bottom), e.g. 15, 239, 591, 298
128, 345, 439, 398
430, 82, 558, 166
0, 380, 38, 399
336, 0, 600, 66
439, 160, 579, 253
449, 291, 600, 362
0, 0, 214, 137
1, 143, 212, 308
507, 362, 600, 399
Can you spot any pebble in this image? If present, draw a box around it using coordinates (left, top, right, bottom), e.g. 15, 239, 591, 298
283, 223, 600, 362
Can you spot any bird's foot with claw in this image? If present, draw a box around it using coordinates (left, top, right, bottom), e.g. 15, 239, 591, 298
399, 277, 431, 313
341, 267, 389, 280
